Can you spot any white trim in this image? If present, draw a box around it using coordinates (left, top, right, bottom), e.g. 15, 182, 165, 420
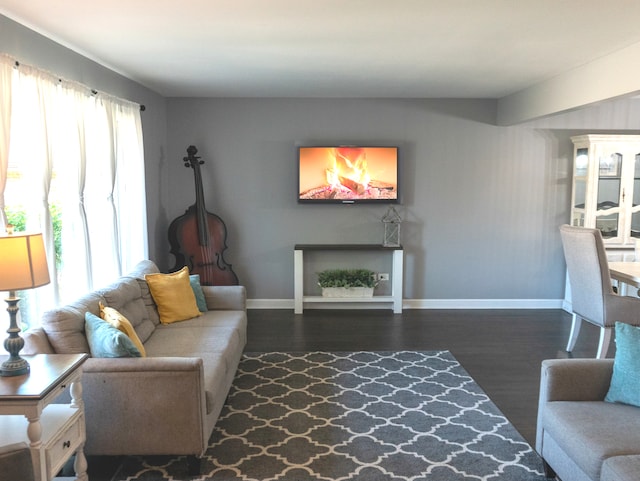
248, 299, 293, 309
247, 298, 566, 310
403, 299, 564, 309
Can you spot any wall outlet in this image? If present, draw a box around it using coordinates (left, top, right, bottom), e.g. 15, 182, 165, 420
378, 273, 390, 281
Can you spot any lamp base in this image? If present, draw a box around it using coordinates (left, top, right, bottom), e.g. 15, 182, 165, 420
2, 294, 30, 377
1, 356, 29, 377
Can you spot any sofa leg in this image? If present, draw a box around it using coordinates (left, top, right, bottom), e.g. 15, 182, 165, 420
542, 460, 556, 479
187, 455, 202, 476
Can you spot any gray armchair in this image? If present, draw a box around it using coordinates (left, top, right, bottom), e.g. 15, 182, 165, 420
537, 358, 640, 481
559, 224, 640, 358
0, 442, 34, 481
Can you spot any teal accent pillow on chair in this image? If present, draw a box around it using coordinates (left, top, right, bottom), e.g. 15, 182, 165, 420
85, 312, 141, 358
605, 322, 640, 406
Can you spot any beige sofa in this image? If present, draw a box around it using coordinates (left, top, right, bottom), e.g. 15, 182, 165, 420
537, 359, 640, 481
23, 260, 247, 471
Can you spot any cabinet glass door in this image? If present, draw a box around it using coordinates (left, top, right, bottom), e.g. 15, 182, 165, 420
572, 148, 588, 228
595, 152, 622, 238
632, 153, 640, 238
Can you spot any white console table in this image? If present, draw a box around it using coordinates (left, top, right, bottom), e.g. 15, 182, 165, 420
294, 244, 403, 314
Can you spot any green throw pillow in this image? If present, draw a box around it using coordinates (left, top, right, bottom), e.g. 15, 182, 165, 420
605, 322, 640, 406
85, 312, 141, 358
190, 274, 208, 312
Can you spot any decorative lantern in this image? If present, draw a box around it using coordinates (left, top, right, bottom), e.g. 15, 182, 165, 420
382, 206, 402, 247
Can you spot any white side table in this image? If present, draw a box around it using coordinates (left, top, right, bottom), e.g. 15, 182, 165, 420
0, 353, 89, 481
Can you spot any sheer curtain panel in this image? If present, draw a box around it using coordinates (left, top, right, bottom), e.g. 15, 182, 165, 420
0, 54, 148, 327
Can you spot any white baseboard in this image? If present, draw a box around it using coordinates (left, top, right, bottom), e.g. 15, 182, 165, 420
247, 298, 566, 310
247, 299, 293, 309
403, 299, 564, 309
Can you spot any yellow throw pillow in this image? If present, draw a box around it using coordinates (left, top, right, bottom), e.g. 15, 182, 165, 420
99, 302, 147, 357
145, 267, 202, 324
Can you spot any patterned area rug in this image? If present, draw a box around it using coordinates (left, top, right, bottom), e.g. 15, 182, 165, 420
115, 351, 546, 480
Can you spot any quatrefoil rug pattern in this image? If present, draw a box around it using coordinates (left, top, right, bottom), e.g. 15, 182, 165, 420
116, 351, 546, 481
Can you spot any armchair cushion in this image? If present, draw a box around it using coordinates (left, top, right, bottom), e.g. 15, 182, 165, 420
605, 322, 640, 407
542, 401, 640, 481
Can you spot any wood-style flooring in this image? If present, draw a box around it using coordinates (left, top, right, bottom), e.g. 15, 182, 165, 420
90, 308, 604, 481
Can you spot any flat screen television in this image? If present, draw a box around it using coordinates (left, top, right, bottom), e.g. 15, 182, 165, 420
298, 146, 400, 204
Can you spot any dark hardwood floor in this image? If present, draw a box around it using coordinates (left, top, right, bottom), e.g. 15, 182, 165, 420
92, 307, 606, 480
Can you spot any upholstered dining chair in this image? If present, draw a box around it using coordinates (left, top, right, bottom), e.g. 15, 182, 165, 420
560, 224, 640, 358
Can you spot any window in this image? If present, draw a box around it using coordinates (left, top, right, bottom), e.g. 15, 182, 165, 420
0, 54, 148, 328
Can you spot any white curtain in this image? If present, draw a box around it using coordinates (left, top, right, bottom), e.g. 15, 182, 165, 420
0, 56, 12, 231
0, 54, 147, 325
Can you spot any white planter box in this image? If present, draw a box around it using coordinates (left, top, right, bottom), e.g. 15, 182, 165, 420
321, 287, 374, 298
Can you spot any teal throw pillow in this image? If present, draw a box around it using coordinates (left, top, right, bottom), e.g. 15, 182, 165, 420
85, 312, 141, 358
190, 274, 208, 312
605, 322, 640, 407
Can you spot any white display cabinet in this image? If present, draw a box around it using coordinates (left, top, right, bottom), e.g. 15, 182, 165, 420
570, 134, 640, 260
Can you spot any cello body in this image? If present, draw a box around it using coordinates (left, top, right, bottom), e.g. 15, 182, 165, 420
168, 145, 239, 286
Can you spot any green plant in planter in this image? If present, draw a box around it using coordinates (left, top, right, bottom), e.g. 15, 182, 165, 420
317, 269, 378, 288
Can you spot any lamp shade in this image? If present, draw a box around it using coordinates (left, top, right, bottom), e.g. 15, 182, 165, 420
0, 233, 50, 292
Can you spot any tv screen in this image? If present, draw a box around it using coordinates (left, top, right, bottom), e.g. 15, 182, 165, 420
298, 146, 400, 204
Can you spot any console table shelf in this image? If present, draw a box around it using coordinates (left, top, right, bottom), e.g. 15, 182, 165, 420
294, 244, 403, 313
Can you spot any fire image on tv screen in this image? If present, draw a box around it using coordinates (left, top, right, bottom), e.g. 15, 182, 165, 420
298, 146, 399, 203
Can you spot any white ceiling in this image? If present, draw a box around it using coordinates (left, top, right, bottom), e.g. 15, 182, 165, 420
2, 0, 640, 100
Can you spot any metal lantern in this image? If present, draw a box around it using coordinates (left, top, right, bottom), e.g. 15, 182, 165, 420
382, 206, 402, 247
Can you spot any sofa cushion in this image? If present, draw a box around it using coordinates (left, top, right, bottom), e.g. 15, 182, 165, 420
605, 322, 640, 407
157, 310, 248, 345
602, 455, 640, 481
41, 291, 101, 354
97, 277, 156, 344
126, 259, 161, 278
85, 312, 141, 358
135, 278, 161, 326
127, 259, 162, 326
144, 325, 242, 359
543, 401, 640, 480
145, 267, 201, 324
99, 302, 147, 357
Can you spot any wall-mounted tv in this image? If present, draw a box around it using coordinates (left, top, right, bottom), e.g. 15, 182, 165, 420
298, 146, 400, 204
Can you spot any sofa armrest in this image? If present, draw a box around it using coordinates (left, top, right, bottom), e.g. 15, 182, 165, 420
82, 356, 204, 373
81, 357, 209, 456
536, 358, 614, 455
539, 358, 614, 403
202, 285, 246, 311
21, 327, 55, 355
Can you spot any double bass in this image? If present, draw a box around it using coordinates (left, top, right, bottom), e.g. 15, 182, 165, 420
168, 145, 239, 285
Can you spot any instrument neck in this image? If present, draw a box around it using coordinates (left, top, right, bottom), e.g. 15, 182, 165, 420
193, 163, 209, 246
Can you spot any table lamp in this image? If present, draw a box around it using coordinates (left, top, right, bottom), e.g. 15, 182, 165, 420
0, 231, 50, 377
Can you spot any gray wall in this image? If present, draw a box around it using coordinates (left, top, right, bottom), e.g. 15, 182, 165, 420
161, 97, 640, 304
163, 98, 635, 305
5, 14, 640, 306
